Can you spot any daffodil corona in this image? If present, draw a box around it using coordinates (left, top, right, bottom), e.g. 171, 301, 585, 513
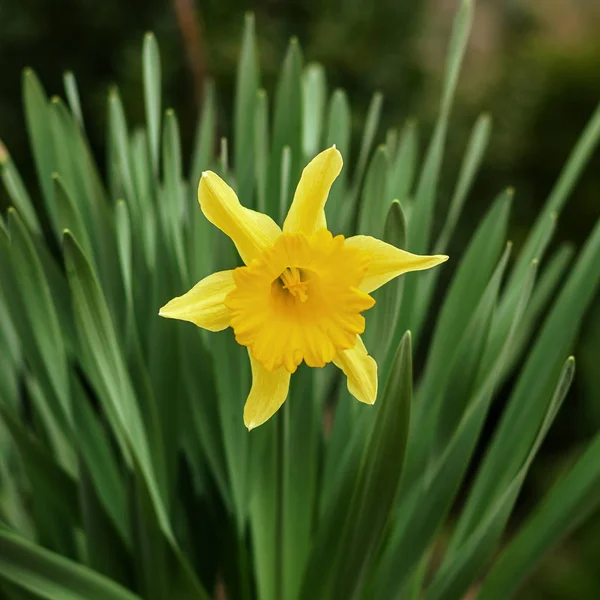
160, 147, 447, 429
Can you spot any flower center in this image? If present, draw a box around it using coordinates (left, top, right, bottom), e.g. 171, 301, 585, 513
226, 231, 375, 373
279, 267, 308, 302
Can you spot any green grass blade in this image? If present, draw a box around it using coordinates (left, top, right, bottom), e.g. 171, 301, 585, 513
63, 231, 210, 599
502, 243, 575, 377
302, 63, 327, 160
324, 89, 351, 232
349, 91, 383, 209
267, 38, 303, 223
234, 12, 259, 208
449, 215, 600, 556
190, 81, 216, 191
331, 333, 412, 600
161, 109, 189, 286
72, 375, 130, 547
0, 143, 42, 235
478, 391, 600, 600
0, 529, 141, 600
411, 113, 492, 340
254, 89, 269, 214
7, 209, 70, 424
366, 200, 407, 366
428, 357, 575, 600
369, 260, 536, 599
437, 113, 492, 254
282, 368, 321, 600
432, 242, 512, 454
387, 119, 418, 211
279, 145, 292, 217
357, 145, 389, 237
143, 32, 162, 174
398, 0, 473, 339
403, 190, 511, 488
408, 0, 473, 256
62, 231, 160, 512
107, 89, 140, 218
53, 173, 94, 261
24, 375, 76, 476
211, 330, 250, 534
505, 102, 600, 295
63, 71, 84, 130
301, 333, 412, 600
0, 408, 79, 556
22, 69, 57, 233
77, 465, 132, 587
189, 82, 217, 280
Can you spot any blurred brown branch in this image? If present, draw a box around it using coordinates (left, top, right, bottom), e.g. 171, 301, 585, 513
173, 0, 207, 105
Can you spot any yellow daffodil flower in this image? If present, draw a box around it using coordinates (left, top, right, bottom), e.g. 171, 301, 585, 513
160, 147, 447, 429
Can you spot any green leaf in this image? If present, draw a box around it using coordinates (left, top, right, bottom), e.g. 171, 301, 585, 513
161, 108, 189, 286
366, 200, 407, 366
387, 119, 418, 209
411, 113, 492, 340
279, 145, 292, 218
0, 143, 42, 236
0, 407, 79, 557
63, 232, 209, 599
190, 81, 216, 191
62, 231, 159, 515
432, 242, 512, 454
352, 91, 383, 201
408, 0, 473, 256
63, 71, 84, 129
143, 32, 162, 174
234, 12, 259, 208
324, 89, 351, 231
403, 190, 512, 488
107, 88, 139, 219
22, 69, 57, 232
357, 145, 389, 237
267, 38, 303, 224
449, 215, 600, 557
505, 102, 600, 296
211, 330, 250, 534
368, 259, 536, 599
72, 374, 130, 547
302, 63, 327, 160
478, 379, 600, 600
282, 368, 321, 600
437, 113, 491, 254
399, 0, 473, 339
77, 465, 132, 587
53, 173, 94, 262
503, 243, 575, 377
0, 529, 141, 600
301, 333, 413, 600
254, 89, 269, 214
428, 357, 576, 600
7, 209, 71, 425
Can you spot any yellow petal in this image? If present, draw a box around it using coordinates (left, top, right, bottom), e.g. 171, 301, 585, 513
345, 235, 449, 293
283, 146, 343, 235
159, 270, 235, 331
244, 352, 291, 430
199, 171, 281, 264
334, 336, 377, 404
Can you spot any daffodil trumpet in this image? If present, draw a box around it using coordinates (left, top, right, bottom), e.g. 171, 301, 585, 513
160, 147, 448, 429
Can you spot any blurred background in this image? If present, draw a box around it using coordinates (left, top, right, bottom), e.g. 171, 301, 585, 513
1, 0, 599, 596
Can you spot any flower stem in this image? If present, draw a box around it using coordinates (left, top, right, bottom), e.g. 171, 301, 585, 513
275, 401, 289, 599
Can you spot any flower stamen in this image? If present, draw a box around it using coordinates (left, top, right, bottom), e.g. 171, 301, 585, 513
280, 267, 308, 302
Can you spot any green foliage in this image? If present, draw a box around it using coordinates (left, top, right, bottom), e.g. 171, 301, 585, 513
1, 2, 599, 599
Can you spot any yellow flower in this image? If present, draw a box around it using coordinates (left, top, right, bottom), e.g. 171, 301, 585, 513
160, 147, 447, 429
